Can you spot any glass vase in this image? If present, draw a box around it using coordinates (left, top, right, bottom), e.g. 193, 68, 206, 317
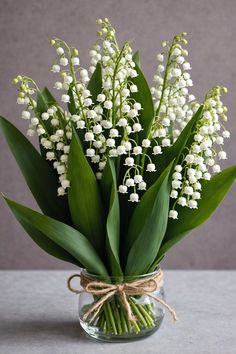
78, 269, 165, 342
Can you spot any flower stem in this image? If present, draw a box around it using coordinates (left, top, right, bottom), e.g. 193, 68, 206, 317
96, 310, 103, 327
113, 303, 122, 335
145, 303, 155, 319
107, 302, 118, 334
130, 299, 148, 328
101, 312, 106, 332
103, 303, 111, 333
136, 304, 154, 327
131, 317, 141, 334
119, 306, 128, 332
86, 298, 157, 336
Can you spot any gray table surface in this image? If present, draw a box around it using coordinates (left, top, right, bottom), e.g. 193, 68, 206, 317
0, 271, 235, 354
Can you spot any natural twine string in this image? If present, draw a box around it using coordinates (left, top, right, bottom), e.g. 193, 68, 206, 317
67, 270, 177, 322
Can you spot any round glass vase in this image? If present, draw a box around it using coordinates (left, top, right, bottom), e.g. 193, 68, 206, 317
78, 269, 165, 342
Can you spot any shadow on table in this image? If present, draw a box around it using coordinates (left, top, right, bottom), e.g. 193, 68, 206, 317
0, 318, 93, 344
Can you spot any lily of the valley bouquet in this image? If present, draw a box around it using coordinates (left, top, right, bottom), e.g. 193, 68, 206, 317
1, 18, 235, 341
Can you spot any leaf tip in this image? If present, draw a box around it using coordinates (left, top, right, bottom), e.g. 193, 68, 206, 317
1, 192, 7, 200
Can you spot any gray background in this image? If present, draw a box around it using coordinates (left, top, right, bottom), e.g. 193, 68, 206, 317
0, 0, 235, 269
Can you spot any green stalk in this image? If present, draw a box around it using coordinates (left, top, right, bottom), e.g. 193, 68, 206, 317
125, 311, 132, 332
145, 304, 155, 319
89, 308, 101, 326
100, 312, 105, 332
96, 311, 103, 328
120, 307, 128, 332
140, 38, 176, 172
111, 44, 127, 125
116, 155, 121, 181
131, 318, 141, 334
107, 302, 118, 335
137, 304, 155, 327
103, 303, 111, 334
87, 300, 155, 336
113, 303, 122, 335
130, 299, 148, 328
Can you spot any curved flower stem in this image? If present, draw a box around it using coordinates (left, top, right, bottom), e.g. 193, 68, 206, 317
140, 38, 176, 173
111, 44, 127, 125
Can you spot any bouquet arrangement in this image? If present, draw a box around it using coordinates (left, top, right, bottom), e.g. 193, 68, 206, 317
1, 18, 235, 340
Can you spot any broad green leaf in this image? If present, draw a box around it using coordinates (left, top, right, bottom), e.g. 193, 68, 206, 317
158, 165, 236, 258
5, 197, 108, 276
132, 51, 140, 67
0, 116, 70, 223
21, 223, 82, 267
68, 130, 105, 255
125, 162, 173, 275
2, 199, 81, 266
103, 159, 122, 276
87, 62, 102, 103
146, 105, 204, 186
130, 65, 154, 142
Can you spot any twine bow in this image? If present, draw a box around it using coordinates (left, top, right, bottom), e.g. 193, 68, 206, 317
67, 270, 177, 322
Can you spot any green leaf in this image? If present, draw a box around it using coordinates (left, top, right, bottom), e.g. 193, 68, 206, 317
130, 65, 154, 142
87, 63, 102, 103
5, 197, 108, 276
22, 223, 82, 267
103, 159, 122, 276
2, 198, 81, 266
100, 157, 115, 212
132, 51, 140, 67
146, 105, 204, 186
125, 161, 173, 275
168, 105, 204, 163
0, 116, 70, 223
158, 165, 236, 258
68, 130, 105, 254
148, 254, 166, 273
37, 87, 56, 114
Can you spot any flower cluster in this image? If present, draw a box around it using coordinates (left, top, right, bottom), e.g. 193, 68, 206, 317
13, 73, 74, 196
84, 18, 143, 189
169, 85, 229, 219
13, 19, 231, 215
150, 32, 199, 146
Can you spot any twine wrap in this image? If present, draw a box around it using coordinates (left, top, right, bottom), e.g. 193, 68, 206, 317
67, 270, 177, 322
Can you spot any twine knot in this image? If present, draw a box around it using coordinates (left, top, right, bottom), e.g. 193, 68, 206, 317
67, 270, 177, 323
117, 284, 124, 293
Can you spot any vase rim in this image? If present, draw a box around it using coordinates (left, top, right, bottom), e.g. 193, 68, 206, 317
80, 267, 161, 281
